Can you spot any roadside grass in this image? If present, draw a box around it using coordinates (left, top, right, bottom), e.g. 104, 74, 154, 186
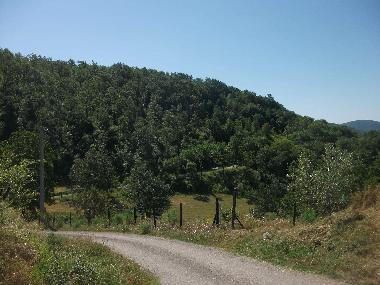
0, 203, 158, 285
34, 234, 159, 285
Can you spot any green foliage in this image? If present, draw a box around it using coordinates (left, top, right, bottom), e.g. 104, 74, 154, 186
1, 48, 379, 218
287, 145, 361, 215
221, 208, 232, 222
70, 147, 117, 192
70, 147, 117, 221
139, 222, 152, 235
125, 160, 171, 217
301, 208, 317, 223
0, 131, 54, 214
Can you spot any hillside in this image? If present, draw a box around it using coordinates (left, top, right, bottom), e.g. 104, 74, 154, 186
342, 120, 380, 133
1, 48, 380, 217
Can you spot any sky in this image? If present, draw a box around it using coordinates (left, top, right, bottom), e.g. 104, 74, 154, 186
0, 0, 379, 123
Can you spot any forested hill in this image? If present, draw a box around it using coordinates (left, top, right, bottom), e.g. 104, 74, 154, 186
1, 48, 379, 215
342, 120, 380, 133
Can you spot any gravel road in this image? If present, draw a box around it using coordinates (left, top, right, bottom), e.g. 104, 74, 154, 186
58, 231, 346, 285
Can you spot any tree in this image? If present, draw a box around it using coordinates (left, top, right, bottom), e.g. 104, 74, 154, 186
287, 145, 360, 216
0, 150, 35, 213
0, 131, 53, 217
70, 147, 117, 223
124, 159, 171, 217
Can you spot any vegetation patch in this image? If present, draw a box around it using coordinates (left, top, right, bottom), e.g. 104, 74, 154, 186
0, 203, 158, 285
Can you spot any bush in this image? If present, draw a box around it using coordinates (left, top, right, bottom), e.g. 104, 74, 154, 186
301, 208, 316, 223
221, 208, 231, 222
139, 222, 152, 235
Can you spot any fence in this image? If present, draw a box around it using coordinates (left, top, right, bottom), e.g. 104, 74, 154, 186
43, 192, 245, 230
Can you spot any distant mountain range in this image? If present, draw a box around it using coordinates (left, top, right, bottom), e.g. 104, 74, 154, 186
342, 120, 380, 133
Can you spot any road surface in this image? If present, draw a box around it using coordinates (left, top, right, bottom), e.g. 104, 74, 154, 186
58, 231, 346, 285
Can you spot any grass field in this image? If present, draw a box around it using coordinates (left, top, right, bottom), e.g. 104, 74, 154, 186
170, 193, 251, 222
46, 187, 252, 224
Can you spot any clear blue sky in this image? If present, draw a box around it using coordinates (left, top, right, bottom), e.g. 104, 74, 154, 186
1, 0, 379, 123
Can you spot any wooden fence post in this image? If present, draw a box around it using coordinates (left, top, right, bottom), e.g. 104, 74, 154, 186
180, 203, 183, 227
107, 208, 111, 227
213, 198, 220, 226
232, 190, 237, 229
153, 209, 157, 228
69, 212, 72, 227
133, 207, 137, 224
216, 198, 220, 226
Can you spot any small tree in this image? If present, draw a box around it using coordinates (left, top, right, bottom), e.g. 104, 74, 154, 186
0, 153, 35, 212
124, 160, 171, 217
70, 147, 116, 223
287, 145, 359, 216
0, 131, 53, 217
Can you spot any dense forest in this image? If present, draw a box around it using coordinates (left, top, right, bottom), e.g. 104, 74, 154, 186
1, 48, 379, 219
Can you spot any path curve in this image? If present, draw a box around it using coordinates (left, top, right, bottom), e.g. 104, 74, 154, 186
58, 231, 346, 285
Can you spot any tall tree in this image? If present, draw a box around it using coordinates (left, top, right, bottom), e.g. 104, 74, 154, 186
70, 147, 117, 223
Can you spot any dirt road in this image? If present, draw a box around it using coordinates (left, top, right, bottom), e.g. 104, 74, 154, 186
58, 231, 346, 285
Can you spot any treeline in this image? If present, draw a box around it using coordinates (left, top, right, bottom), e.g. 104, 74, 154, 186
0, 48, 379, 219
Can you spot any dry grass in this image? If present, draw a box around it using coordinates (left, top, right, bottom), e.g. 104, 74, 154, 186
45, 202, 76, 213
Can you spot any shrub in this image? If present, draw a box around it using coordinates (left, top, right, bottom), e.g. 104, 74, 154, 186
221, 208, 231, 222
301, 208, 316, 223
139, 222, 152, 235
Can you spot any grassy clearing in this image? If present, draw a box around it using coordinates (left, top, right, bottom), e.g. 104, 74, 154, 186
47, 188, 251, 221
0, 203, 158, 285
